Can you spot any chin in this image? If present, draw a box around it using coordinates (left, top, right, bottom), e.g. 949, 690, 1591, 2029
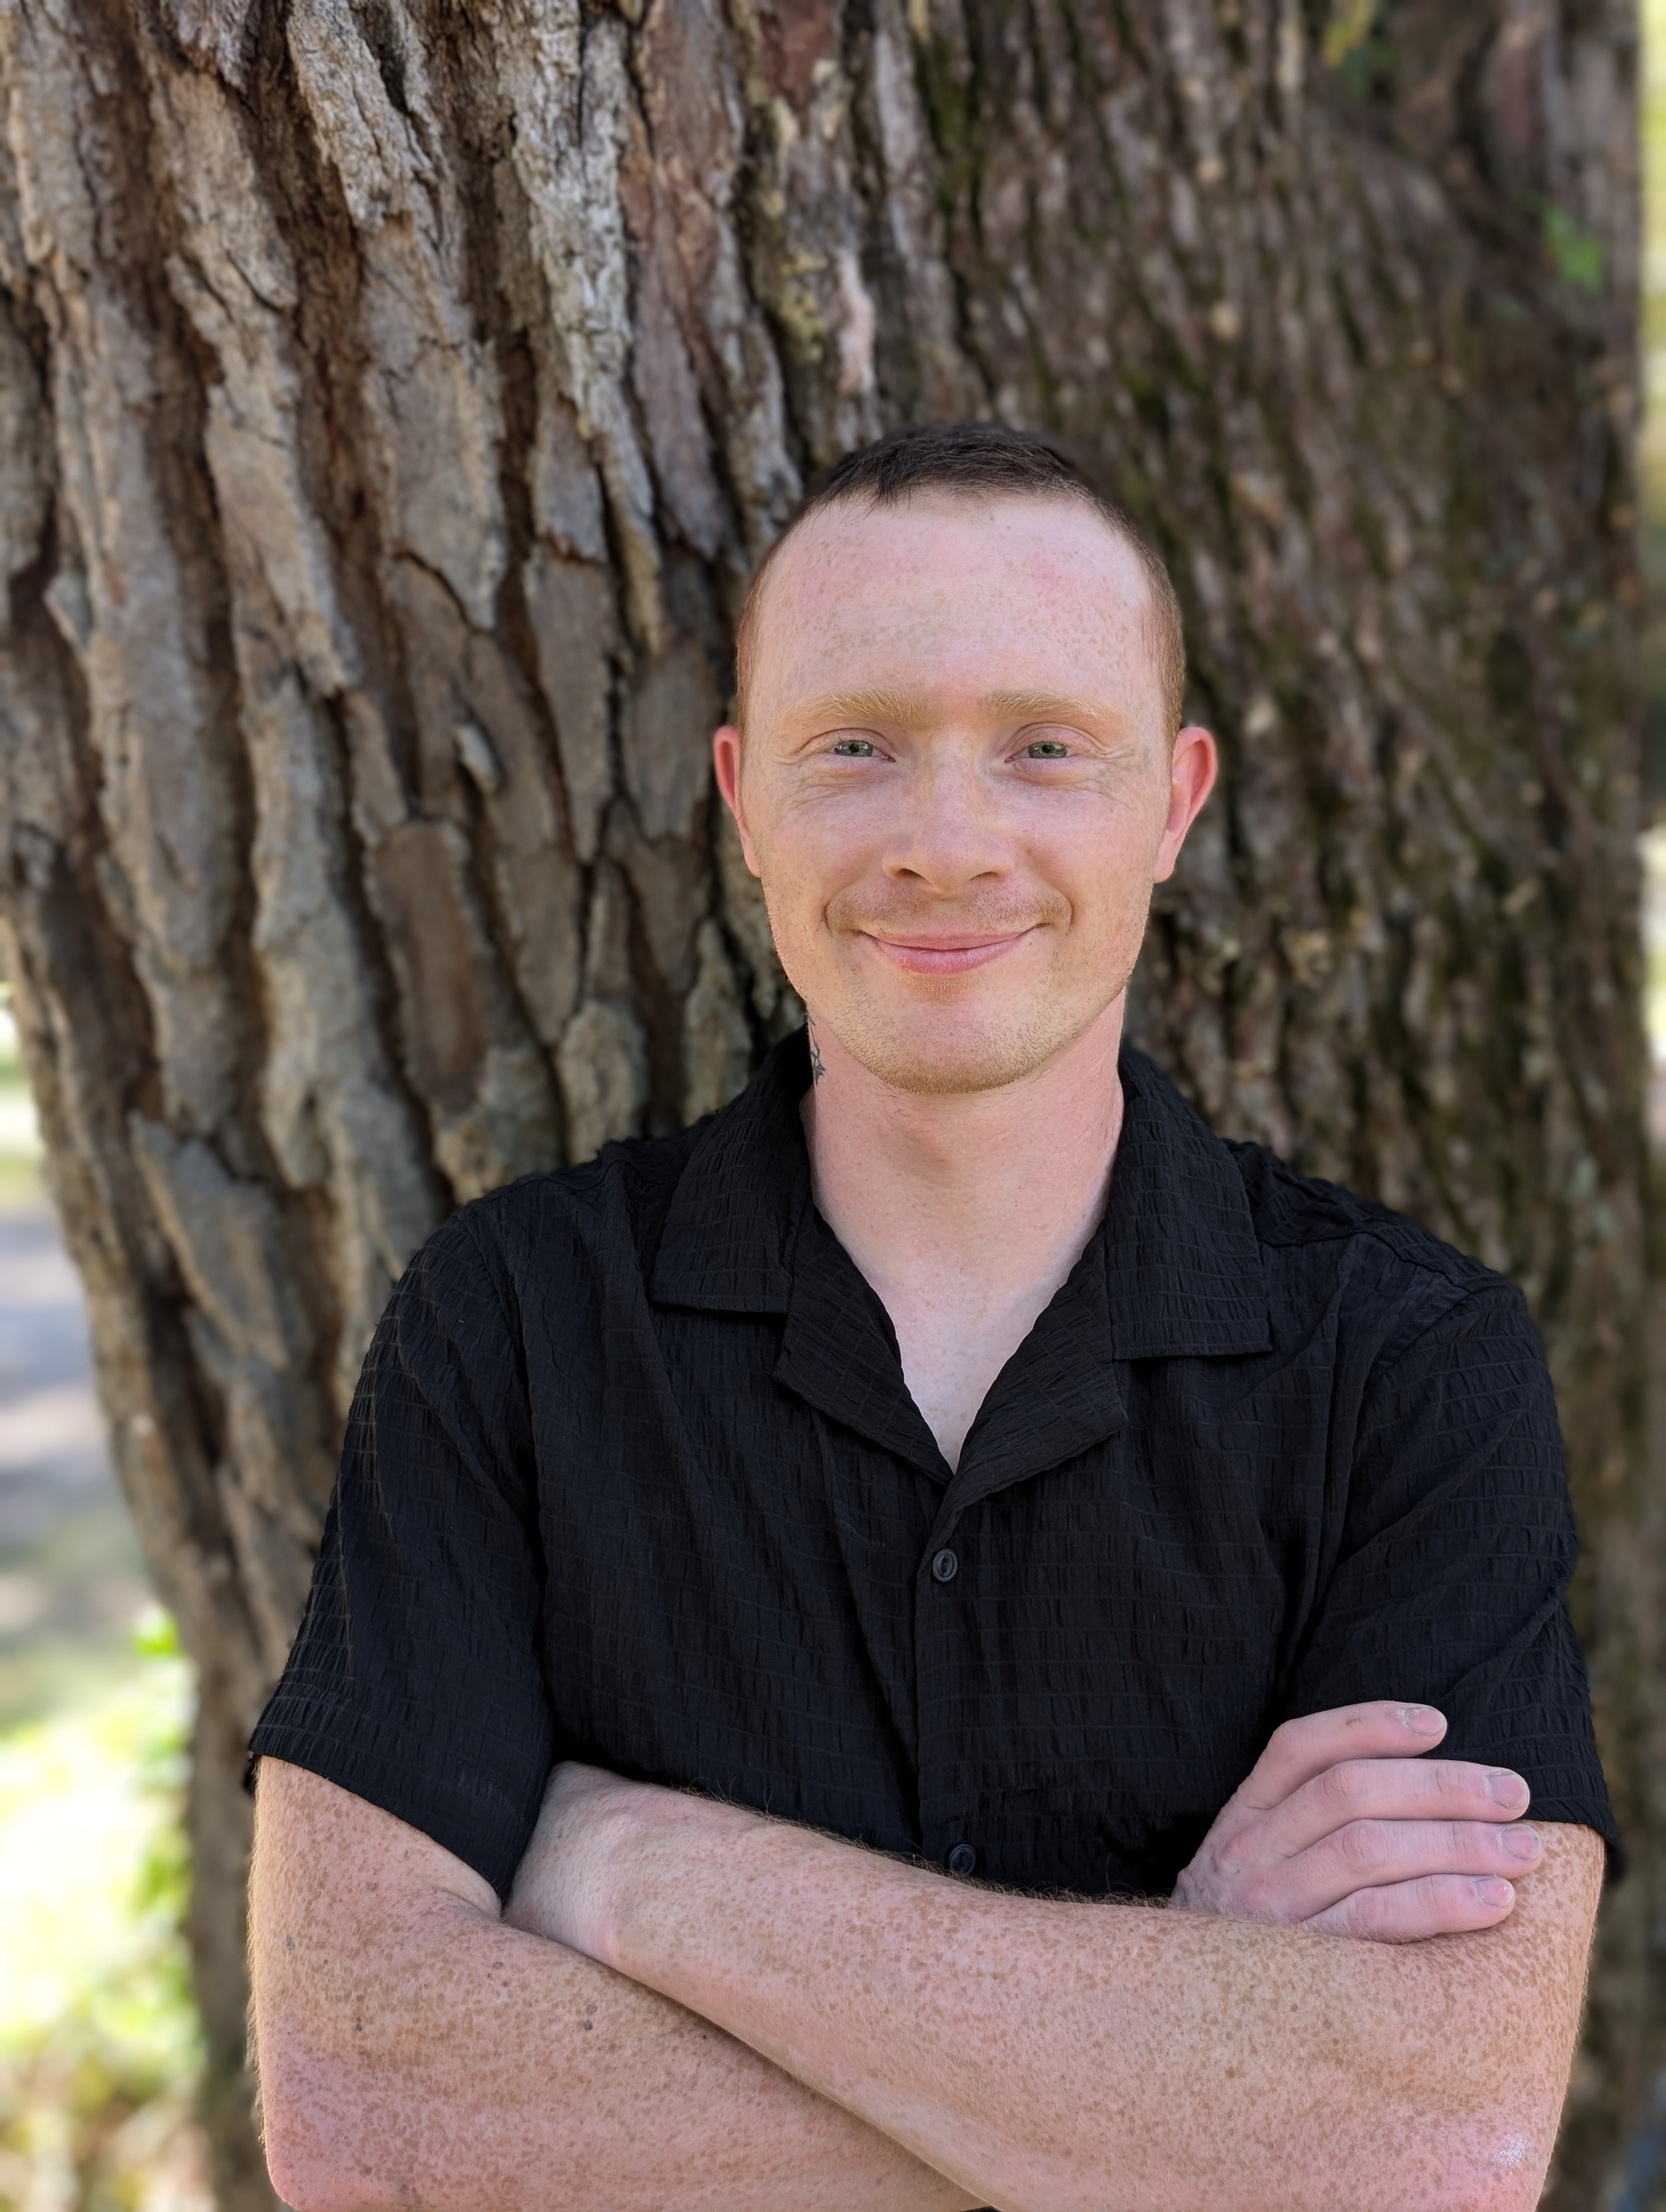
829, 1004, 1093, 1097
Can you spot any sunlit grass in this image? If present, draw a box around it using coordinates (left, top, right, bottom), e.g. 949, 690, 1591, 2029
0, 986, 42, 1216
0, 986, 40, 1168
1648, 828, 1666, 1071
0, 1610, 208, 2210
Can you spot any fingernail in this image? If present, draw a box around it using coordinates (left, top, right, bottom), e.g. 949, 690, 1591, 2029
1487, 1771, 1530, 1810
1400, 1705, 1445, 1737
1502, 1827, 1541, 1861
1473, 1878, 1514, 1908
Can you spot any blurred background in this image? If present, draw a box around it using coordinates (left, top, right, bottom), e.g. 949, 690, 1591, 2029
0, 8, 1663, 2211
1644, 0, 1666, 1160
0, 980, 207, 2207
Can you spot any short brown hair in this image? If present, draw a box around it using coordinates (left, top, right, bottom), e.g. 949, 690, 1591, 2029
734, 422, 1187, 735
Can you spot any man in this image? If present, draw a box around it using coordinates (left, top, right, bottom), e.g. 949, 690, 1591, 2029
250, 424, 1616, 2211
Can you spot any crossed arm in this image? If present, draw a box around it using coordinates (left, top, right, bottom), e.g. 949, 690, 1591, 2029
251, 1706, 1603, 2212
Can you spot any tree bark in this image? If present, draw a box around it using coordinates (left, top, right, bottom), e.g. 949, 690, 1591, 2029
0, 0, 1653, 2202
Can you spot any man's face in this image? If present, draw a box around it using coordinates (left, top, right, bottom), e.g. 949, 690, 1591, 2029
714, 493, 1216, 1096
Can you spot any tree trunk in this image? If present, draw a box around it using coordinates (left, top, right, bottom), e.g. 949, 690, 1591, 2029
0, 0, 1652, 2201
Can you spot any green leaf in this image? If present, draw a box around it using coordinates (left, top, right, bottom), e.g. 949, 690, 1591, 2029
131, 1606, 180, 1661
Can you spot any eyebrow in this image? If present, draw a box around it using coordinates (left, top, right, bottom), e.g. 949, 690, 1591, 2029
797, 687, 1113, 729
798, 688, 934, 728
979, 689, 1111, 723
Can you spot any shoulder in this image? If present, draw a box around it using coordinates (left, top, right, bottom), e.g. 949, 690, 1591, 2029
398, 1120, 713, 1304
1223, 1136, 1501, 1292
1123, 1049, 1532, 1365
1230, 1136, 1538, 1372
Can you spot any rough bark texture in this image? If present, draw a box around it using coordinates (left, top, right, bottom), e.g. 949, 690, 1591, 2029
0, 0, 1654, 2203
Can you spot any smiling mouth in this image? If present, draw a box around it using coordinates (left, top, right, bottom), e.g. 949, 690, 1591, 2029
861, 929, 1040, 976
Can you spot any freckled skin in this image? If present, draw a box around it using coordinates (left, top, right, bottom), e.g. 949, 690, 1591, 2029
515, 1765, 1603, 2212
252, 1736, 1602, 2211
252, 1761, 981, 2212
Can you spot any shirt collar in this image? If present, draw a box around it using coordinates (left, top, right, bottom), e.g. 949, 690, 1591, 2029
649, 1027, 1270, 1362
1099, 1048, 1271, 1360
649, 1029, 813, 1313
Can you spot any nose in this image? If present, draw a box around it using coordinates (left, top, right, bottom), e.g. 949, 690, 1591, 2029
881, 745, 1014, 896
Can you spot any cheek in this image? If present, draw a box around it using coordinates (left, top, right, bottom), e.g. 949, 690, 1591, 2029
752, 824, 841, 973
1027, 806, 1167, 929
754, 864, 835, 1010
754, 788, 887, 907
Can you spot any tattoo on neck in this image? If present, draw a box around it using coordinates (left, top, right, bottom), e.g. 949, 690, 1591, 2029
807, 1018, 825, 1083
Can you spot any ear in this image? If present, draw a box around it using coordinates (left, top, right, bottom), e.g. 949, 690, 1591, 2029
713, 725, 764, 878
1152, 725, 1218, 883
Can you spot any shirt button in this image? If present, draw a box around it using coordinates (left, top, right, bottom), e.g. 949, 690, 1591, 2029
931, 1547, 959, 1583
946, 1841, 977, 1876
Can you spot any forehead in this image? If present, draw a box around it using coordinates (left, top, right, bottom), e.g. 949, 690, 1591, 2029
747, 493, 1158, 724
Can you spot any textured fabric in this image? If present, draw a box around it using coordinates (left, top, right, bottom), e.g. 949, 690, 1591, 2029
251, 1030, 1618, 1900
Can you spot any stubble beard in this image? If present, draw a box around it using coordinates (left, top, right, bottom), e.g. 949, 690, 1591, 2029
764, 874, 1149, 1097
826, 991, 1103, 1096
783, 936, 1145, 1098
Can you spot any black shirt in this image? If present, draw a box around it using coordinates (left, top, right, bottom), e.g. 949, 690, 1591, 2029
251, 1031, 1617, 1899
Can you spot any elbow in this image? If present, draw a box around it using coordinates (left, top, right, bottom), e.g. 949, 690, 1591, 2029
1418, 2113, 1560, 2212
1284, 2103, 1558, 2212
262, 2134, 341, 2212
260, 2097, 360, 2212
257, 2034, 388, 2212
1441, 2164, 1547, 2212
1477, 2139, 1558, 2212
1494, 2177, 1548, 2212
260, 2111, 341, 2212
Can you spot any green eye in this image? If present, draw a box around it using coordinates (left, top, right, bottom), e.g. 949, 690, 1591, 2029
1024, 740, 1070, 759
830, 738, 876, 756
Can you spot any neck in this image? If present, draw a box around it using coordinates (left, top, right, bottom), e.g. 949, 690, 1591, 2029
804, 1005, 1127, 1240
800, 1002, 1127, 1465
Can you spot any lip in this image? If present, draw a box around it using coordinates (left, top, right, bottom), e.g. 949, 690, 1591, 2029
861, 928, 1039, 976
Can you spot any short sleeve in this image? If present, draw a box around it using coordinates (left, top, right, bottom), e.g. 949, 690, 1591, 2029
248, 1207, 556, 1898
1281, 1279, 1619, 1860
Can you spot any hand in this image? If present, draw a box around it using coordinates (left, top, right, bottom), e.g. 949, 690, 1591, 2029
1172, 1701, 1541, 1941
503, 1761, 675, 1962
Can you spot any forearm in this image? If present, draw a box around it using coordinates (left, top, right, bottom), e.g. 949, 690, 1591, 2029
589, 1806, 1602, 2212
251, 1762, 978, 2212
